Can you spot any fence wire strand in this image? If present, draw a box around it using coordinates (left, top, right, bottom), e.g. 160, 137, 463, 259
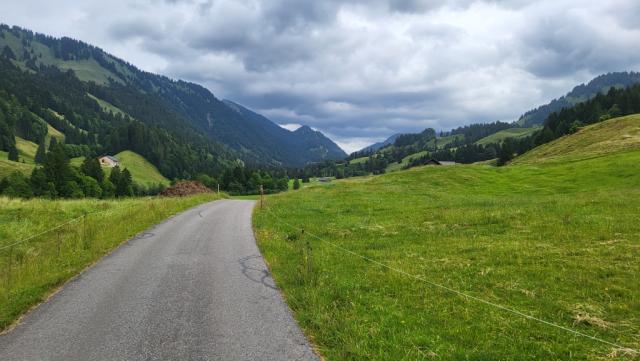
0, 203, 141, 252
263, 207, 639, 354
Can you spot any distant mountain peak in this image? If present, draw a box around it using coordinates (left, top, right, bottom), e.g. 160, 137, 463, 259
294, 125, 314, 133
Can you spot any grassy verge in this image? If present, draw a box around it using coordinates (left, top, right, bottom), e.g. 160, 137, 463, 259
0, 193, 225, 330
254, 151, 640, 360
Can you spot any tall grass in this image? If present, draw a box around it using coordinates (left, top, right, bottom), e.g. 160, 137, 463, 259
0, 193, 224, 330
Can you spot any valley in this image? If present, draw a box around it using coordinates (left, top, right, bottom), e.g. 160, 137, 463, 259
0, 14, 639, 361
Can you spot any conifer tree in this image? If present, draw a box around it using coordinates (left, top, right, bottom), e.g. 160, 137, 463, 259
35, 137, 46, 164
8, 145, 18, 161
81, 156, 104, 182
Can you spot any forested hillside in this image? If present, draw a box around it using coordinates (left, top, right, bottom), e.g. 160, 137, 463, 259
0, 24, 344, 168
517, 71, 640, 126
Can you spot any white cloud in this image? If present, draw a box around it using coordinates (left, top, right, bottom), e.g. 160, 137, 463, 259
279, 123, 303, 131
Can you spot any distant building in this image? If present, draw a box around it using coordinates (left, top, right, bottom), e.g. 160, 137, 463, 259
424, 159, 456, 166
317, 177, 332, 183
99, 155, 119, 168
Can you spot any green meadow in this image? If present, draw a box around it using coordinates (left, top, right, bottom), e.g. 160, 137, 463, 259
0, 193, 224, 330
254, 116, 640, 360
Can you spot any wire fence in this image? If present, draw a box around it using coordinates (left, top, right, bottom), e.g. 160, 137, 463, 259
0, 203, 147, 304
262, 206, 639, 355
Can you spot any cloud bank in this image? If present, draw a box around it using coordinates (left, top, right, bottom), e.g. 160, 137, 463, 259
2, 0, 640, 152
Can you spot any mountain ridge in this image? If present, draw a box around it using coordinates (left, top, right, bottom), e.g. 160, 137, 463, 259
0, 24, 345, 168
518, 71, 640, 126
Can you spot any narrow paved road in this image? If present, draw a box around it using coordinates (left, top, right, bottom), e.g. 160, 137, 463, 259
0, 200, 319, 361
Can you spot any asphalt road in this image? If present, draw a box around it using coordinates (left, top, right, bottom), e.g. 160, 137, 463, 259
0, 200, 319, 361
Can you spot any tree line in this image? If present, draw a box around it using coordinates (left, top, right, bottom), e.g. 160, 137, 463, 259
0, 140, 148, 199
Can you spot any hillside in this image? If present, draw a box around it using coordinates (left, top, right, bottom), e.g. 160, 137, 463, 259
0, 24, 344, 168
475, 126, 540, 145
255, 129, 640, 359
518, 72, 640, 126
71, 151, 170, 187
512, 114, 640, 164
357, 133, 401, 154
111, 151, 170, 186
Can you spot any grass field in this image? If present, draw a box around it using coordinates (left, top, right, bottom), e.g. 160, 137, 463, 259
254, 115, 640, 360
0, 193, 225, 330
513, 114, 640, 165
476, 126, 541, 145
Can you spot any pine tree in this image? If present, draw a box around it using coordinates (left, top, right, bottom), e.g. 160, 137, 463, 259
81, 156, 104, 182
48, 137, 57, 152
8, 145, 19, 161
293, 178, 300, 190
35, 138, 46, 164
43, 142, 73, 196
120, 168, 134, 197
109, 165, 122, 196
497, 140, 514, 166
2, 45, 16, 60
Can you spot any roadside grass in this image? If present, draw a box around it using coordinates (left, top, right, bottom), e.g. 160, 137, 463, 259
0, 193, 225, 330
254, 151, 640, 360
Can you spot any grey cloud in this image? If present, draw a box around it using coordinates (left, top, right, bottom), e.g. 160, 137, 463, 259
3, 0, 639, 152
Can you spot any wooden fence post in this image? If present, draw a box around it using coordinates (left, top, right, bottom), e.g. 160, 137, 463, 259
57, 228, 61, 257
7, 245, 13, 289
260, 185, 264, 209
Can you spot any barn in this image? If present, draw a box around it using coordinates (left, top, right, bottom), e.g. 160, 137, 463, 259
99, 155, 119, 168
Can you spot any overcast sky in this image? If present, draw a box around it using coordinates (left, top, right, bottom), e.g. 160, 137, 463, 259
2, 0, 640, 152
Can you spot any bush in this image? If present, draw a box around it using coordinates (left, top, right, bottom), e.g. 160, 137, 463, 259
2, 172, 33, 198
79, 175, 102, 198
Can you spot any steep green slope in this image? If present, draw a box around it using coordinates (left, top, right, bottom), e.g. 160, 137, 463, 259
255, 136, 640, 359
476, 127, 540, 145
15, 136, 38, 163
513, 114, 640, 164
0, 157, 33, 178
112, 151, 170, 186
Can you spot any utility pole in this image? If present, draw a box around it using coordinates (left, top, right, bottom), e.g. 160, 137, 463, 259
217, 183, 220, 194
